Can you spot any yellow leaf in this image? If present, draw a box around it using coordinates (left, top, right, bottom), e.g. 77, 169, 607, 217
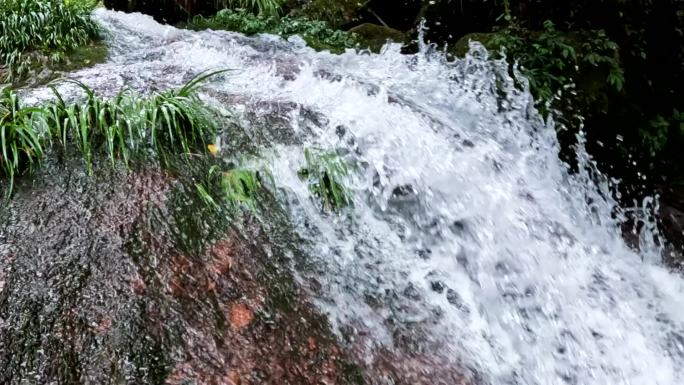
207, 144, 218, 155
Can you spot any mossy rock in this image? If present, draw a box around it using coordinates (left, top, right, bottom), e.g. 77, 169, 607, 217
5, 42, 108, 88
56, 42, 109, 72
449, 32, 495, 58
299, 0, 366, 28
348, 23, 406, 52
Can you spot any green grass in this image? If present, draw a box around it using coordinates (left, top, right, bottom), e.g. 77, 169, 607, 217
215, 0, 284, 16
1, 70, 225, 196
298, 148, 352, 211
186, 9, 358, 53
219, 167, 261, 211
195, 164, 266, 214
47, 70, 225, 171
0, 0, 100, 84
0, 89, 48, 194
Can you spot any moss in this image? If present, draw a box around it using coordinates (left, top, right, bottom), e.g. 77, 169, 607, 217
348, 23, 406, 52
299, 0, 365, 28
56, 42, 109, 72
449, 32, 495, 57
184, 9, 359, 54
6, 42, 109, 88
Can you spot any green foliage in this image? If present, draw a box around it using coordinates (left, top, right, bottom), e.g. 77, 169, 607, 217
218, 166, 261, 211
1, 70, 223, 195
147, 72, 219, 163
0, 0, 100, 84
64, 0, 99, 11
45, 70, 224, 172
637, 109, 684, 160
299, 0, 364, 29
641, 115, 669, 155
214, 0, 284, 16
489, 20, 624, 117
298, 148, 352, 212
187, 9, 358, 53
580, 29, 624, 92
196, 164, 265, 213
0, 89, 48, 194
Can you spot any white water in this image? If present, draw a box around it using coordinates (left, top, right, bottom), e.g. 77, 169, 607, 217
36, 9, 684, 384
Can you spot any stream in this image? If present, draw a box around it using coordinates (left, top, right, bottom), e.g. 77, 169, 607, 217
3, 8, 684, 385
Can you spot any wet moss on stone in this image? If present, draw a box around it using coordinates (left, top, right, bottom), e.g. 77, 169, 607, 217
348, 23, 407, 52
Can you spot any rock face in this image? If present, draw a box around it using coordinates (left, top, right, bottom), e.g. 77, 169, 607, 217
0, 153, 480, 384
658, 186, 684, 269
0, 157, 362, 384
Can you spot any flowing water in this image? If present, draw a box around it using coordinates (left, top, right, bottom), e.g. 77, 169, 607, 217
13, 8, 684, 385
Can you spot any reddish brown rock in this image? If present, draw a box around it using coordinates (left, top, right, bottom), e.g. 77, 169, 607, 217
229, 303, 254, 329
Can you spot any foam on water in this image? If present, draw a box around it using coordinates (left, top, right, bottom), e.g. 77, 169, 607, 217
32, 9, 684, 384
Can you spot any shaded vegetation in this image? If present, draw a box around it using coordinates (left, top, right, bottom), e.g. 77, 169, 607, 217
429, 0, 684, 196
196, 164, 266, 214
456, 20, 625, 121
298, 148, 353, 212
0, 0, 101, 84
186, 8, 359, 53
298, 0, 368, 29
220, 0, 285, 16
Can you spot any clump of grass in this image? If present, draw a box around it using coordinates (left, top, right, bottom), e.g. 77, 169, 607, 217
1, 70, 225, 196
148, 71, 219, 163
46, 70, 225, 173
187, 9, 358, 53
0, 0, 100, 84
0, 88, 48, 194
298, 148, 352, 211
219, 167, 261, 211
215, 0, 284, 16
196, 164, 266, 213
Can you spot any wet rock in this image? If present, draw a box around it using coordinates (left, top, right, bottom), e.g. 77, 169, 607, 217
0, 158, 361, 385
229, 303, 255, 329
402, 283, 421, 300
430, 281, 445, 294
449, 33, 495, 58
657, 185, 684, 269
461, 139, 475, 148
446, 289, 470, 313
391, 184, 416, 198
336, 125, 347, 138
450, 220, 468, 235
417, 248, 432, 259
348, 23, 407, 52
0, 133, 482, 385
368, 349, 479, 385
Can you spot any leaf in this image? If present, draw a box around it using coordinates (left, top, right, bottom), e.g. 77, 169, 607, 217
207, 143, 219, 155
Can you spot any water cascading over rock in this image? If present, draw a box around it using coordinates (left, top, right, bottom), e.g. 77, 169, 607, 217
2, 8, 684, 385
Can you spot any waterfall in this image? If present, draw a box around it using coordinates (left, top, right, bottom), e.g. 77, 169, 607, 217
18, 8, 684, 385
